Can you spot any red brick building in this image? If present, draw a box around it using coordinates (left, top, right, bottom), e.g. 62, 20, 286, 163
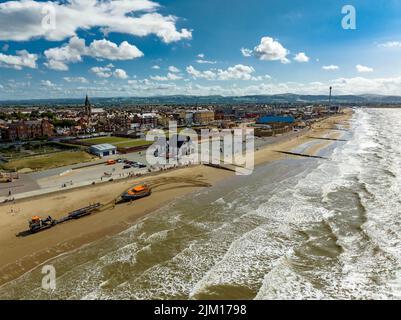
0, 120, 54, 141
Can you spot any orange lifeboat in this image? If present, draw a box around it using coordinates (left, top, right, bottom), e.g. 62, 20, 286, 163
122, 184, 151, 201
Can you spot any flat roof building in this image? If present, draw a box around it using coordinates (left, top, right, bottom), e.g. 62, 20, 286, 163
89, 143, 117, 157
256, 116, 295, 124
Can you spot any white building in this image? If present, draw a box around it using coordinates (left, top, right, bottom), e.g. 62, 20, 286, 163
89, 143, 117, 157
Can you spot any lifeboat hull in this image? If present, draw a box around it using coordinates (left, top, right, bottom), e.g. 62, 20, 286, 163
121, 190, 151, 202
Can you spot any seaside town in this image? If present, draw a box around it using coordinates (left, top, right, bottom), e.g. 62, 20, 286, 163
2, 0, 401, 303
0, 95, 343, 200
0, 96, 341, 141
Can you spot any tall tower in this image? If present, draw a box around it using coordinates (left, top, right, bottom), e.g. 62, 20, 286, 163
329, 86, 332, 108
84, 94, 92, 118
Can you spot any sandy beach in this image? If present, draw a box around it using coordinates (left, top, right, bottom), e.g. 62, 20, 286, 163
0, 110, 352, 287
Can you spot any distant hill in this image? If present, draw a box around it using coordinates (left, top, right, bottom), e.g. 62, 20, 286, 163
1, 93, 401, 106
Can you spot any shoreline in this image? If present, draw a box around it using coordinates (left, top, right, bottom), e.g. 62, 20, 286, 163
0, 110, 353, 287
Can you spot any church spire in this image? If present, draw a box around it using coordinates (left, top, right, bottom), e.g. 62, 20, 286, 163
84, 94, 92, 118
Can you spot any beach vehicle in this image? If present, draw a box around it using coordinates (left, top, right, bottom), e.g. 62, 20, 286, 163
23, 203, 102, 235
137, 162, 147, 168
107, 159, 116, 165
121, 184, 151, 202
66, 203, 102, 220
130, 161, 139, 167
29, 216, 56, 233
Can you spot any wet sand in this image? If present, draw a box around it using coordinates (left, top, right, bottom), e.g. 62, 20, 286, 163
0, 111, 352, 287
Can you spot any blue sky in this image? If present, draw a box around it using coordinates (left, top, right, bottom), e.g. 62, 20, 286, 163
1, 0, 401, 100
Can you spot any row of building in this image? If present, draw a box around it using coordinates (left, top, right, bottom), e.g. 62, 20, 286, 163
0, 96, 341, 142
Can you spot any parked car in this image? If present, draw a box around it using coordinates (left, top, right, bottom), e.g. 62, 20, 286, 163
123, 164, 131, 169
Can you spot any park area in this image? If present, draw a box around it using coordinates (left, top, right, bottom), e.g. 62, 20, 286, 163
0, 151, 96, 172
0, 142, 97, 172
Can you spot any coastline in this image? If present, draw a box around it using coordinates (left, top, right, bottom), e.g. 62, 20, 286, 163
0, 110, 353, 287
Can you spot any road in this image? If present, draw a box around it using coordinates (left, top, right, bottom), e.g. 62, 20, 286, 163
0, 150, 150, 200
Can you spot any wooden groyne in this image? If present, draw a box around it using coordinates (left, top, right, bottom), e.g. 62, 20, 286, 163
204, 163, 237, 172
315, 127, 350, 132
307, 136, 348, 142
275, 151, 328, 160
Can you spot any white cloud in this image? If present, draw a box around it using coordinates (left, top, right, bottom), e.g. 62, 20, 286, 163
44, 60, 69, 71
91, 65, 128, 79
90, 66, 113, 78
243, 37, 290, 63
40, 80, 56, 87
250, 74, 272, 81
218, 64, 256, 80
0, 0, 192, 43
196, 59, 217, 64
378, 41, 401, 48
181, 76, 401, 96
45, 37, 143, 71
150, 72, 182, 81
241, 48, 253, 57
8, 74, 401, 99
63, 77, 88, 83
186, 64, 257, 81
322, 65, 339, 71
356, 64, 373, 73
195, 53, 216, 64
113, 68, 128, 79
294, 52, 309, 63
89, 39, 144, 60
168, 66, 180, 73
152, 65, 160, 69
186, 65, 216, 80
0, 50, 38, 70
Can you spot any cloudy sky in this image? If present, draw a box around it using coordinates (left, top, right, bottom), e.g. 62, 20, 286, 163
1, 0, 401, 100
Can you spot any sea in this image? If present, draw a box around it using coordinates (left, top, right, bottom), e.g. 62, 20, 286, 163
1, 108, 401, 300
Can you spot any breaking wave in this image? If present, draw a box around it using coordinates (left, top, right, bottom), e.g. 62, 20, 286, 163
2, 108, 401, 300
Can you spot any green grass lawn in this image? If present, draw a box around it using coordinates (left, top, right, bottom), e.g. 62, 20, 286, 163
0, 151, 97, 171
80, 136, 152, 149
115, 140, 153, 148
79, 136, 130, 145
